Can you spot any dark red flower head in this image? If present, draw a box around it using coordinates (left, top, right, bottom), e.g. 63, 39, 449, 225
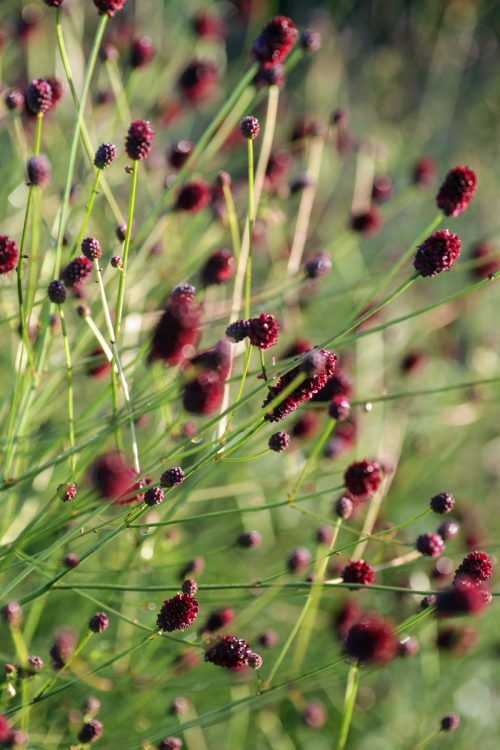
81, 237, 102, 261
94, 143, 117, 170
436, 579, 491, 617
159, 739, 182, 750
148, 288, 201, 366
237, 530, 261, 548
93, 0, 126, 16
182, 371, 225, 415
342, 560, 375, 586
226, 319, 250, 343
175, 180, 211, 213
89, 612, 109, 634
329, 395, 351, 421
192, 11, 224, 40
240, 116, 260, 140
168, 140, 194, 170
50, 628, 76, 670
90, 451, 143, 504
200, 249, 234, 286
160, 467, 185, 488
253, 64, 286, 89
200, 608, 235, 634
441, 714, 460, 732
78, 719, 103, 743
247, 313, 279, 349
27, 155, 51, 187
5, 88, 24, 112
204, 635, 252, 671
304, 252, 331, 279
144, 486, 164, 507
413, 230, 461, 277
0, 237, 19, 275
251, 16, 298, 68
125, 120, 154, 161
268, 431, 290, 452
437, 519, 460, 541
416, 533, 444, 557
177, 60, 219, 103
157, 594, 199, 632
263, 348, 337, 422
453, 551, 492, 588
344, 615, 397, 665
300, 30, 321, 53
25, 79, 53, 114
351, 207, 382, 235
436, 166, 477, 217
335, 495, 354, 519
344, 459, 382, 500
287, 547, 311, 574
61, 256, 93, 288
412, 156, 437, 186
48, 280, 67, 304
430, 492, 455, 515
44, 0, 64, 7
130, 36, 154, 68
187, 339, 231, 379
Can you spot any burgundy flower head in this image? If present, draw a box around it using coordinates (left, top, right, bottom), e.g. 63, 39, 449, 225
412, 156, 437, 186
91, 451, 143, 504
25, 79, 53, 114
50, 628, 76, 671
159, 739, 182, 750
89, 612, 109, 634
268, 431, 290, 452
61, 256, 93, 288
2, 601, 22, 627
94, 143, 117, 170
304, 252, 331, 279
168, 140, 194, 170
27, 155, 51, 187
344, 615, 397, 665
436, 166, 477, 217
416, 533, 444, 557
287, 547, 311, 574
237, 530, 261, 548
130, 36, 154, 69
263, 348, 337, 422
437, 519, 460, 541
329, 395, 351, 421
200, 608, 234, 634
183, 371, 225, 415
78, 719, 103, 744
175, 180, 211, 213
157, 594, 199, 632
453, 552, 492, 588
200, 249, 234, 286
187, 339, 231, 379
251, 16, 298, 68
5, 89, 24, 112
148, 288, 201, 366
0, 237, 19, 275
344, 460, 382, 500
204, 635, 252, 671
247, 313, 279, 349
226, 319, 250, 343
192, 11, 225, 40
81, 237, 102, 261
144, 486, 164, 507
436, 579, 491, 617
93, 0, 126, 16
342, 560, 375, 586
413, 230, 461, 277
125, 120, 154, 161
430, 492, 455, 515
240, 116, 260, 140
351, 207, 382, 235
160, 467, 185, 488
335, 495, 354, 519
312, 366, 353, 402
300, 30, 322, 54
177, 60, 219, 103
441, 714, 460, 732
302, 701, 326, 729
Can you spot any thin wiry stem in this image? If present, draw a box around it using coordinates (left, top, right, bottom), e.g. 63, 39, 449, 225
336, 664, 360, 750
58, 306, 76, 480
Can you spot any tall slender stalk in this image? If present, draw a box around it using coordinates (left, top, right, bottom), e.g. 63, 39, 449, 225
59, 307, 76, 480
336, 664, 360, 750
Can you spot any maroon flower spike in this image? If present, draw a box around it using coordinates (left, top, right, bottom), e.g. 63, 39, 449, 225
344, 615, 397, 665
175, 180, 211, 213
342, 560, 375, 586
247, 313, 279, 349
253, 64, 286, 89
125, 120, 154, 161
226, 319, 250, 342
413, 230, 461, 277
313, 366, 353, 402
0, 236, 19, 275
5, 89, 24, 111
251, 16, 298, 68
430, 492, 455, 514
304, 252, 331, 279
159, 739, 182, 750
437, 519, 460, 541
157, 594, 199, 632
268, 431, 290, 452
94, 143, 116, 170
78, 719, 103, 744
177, 60, 219, 103
453, 552, 492, 588
50, 628, 76, 671
58, 482, 77, 502
240, 115, 260, 140
351, 207, 382, 235
93, 0, 126, 16
144, 487, 164, 507
344, 459, 382, 500
192, 11, 224, 40
88, 612, 109, 634
416, 533, 445, 557
91, 451, 143, 504
287, 547, 311, 574
61, 256, 92, 288
263, 348, 337, 422
183, 372, 225, 415
200, 249, 234, 286
436, 166, 477, 217
335, 495, 354, 520
187, 339, 231, 379
148, 287, 201, 366
441, 715, 460, 732
81, 237, 102, 261
160, 467, 185, 488
329, 395, 351, 421
200, 608, 235, 634
168, 140, 194, 170
182, 579, 198, 596
130, 36, 154, 68
412, 156, 437, 186
204, 635, 252, 671
27, 155, 51, 187
25, 79, 53, 114
436, 580, 491, 618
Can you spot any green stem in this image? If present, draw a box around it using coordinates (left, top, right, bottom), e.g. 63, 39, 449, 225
72, 169, 102, 254
244, 138, 255, 319
336, 664, 360, 750
222, 182, 241, 261
288, 418, 336, 503
35, 630, 93, 701
59, 306, 76, 480
114, 160, 139, 340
